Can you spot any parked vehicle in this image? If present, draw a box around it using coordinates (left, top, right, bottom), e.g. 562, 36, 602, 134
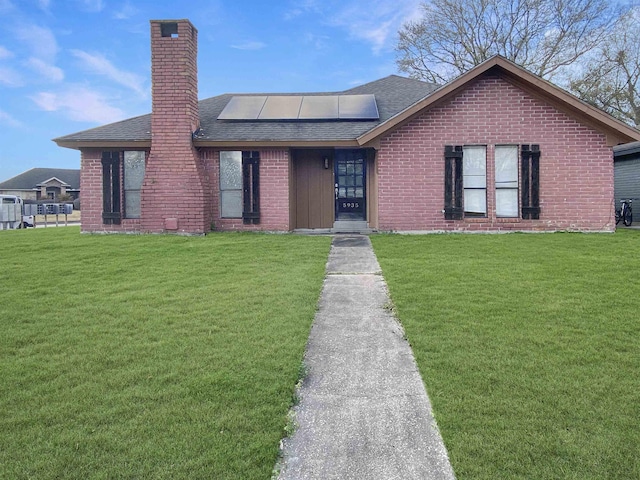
0, 195, 35, 229
615, 199, 633, 226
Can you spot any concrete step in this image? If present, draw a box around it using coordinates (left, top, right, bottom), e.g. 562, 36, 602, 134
331, 220, 373, 234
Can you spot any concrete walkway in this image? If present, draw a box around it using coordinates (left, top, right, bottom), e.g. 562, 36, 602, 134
277, 235, 456, 480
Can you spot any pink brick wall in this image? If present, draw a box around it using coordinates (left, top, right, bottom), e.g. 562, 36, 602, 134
79, 70, 615, 234
203, 148, 291, 231
80, 147, 290, 233
79, 149, 144, 234
377, 75, 615, 232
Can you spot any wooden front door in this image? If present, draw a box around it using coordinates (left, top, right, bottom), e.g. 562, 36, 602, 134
293, 150, 334, 229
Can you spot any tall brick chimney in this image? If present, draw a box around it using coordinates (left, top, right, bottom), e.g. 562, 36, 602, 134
141, 19, 210, 234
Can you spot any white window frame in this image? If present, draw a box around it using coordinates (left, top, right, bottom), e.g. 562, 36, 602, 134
219, 151, 243, 218
495, 145, 519, 218
463, 145, 487, 216
123, 151, 146, 219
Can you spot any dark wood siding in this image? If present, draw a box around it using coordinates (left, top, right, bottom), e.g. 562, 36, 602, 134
293, 149, 334, 229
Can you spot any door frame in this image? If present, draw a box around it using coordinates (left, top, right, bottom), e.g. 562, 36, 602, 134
334, 149, 367, 221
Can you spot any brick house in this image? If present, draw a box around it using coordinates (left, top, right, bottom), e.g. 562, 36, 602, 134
0, 168, 80, 201
54, 19, 640, 234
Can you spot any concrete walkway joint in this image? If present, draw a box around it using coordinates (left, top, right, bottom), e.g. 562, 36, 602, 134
277, 235, 456, 480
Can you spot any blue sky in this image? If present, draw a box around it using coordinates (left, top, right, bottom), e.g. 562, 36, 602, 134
0, 0, 423, 182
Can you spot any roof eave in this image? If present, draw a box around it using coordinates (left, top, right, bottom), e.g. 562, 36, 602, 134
37, 178, 71, 187
53, 139, 151, 150
193, 139, 361, 148
357, 56, 640, 147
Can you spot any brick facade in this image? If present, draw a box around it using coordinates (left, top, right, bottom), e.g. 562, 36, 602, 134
80, 149, 144, 233
204, 148, 291, 231
78, 73, 616, 235
75, 20, 623, 235
376, 75, 615, 232
79, 146, 291, 233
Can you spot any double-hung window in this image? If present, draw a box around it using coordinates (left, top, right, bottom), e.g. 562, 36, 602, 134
444, 144, 540, 219
444, 145, 487, 219
495, 145, 519, 217
101, 151, 146, 224
219, 151, 260, 224
462, 145, 487, 216
123, 151, 145, 219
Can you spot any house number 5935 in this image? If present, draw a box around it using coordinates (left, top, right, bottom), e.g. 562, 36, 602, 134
342, 202, 360, 208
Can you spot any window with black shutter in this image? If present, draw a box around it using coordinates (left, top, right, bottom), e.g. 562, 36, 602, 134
101, 151, 121, 225
521, 145, 540, 219
444, 145, 463, 219
242, 151, 260, 224
219, 150, 260, 224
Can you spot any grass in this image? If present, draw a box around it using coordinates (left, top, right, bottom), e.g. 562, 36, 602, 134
0, 228, 331, 479
371, 230, 640, 480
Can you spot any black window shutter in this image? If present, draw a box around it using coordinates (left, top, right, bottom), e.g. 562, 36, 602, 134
444, 146, 463, 220
101, 151, 121, 225
521, 145, 540, 219
242, 151, 260, 224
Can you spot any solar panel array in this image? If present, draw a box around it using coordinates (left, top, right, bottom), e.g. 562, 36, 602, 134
217, 94, 379, 120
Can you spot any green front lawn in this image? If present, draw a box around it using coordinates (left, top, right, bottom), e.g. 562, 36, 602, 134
4, 227, 637, 479
0, 228, 331, 479
372, 231, 640, 479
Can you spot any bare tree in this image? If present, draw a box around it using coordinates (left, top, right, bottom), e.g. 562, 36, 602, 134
396, 0, 618, 84
570, 10, 640, 127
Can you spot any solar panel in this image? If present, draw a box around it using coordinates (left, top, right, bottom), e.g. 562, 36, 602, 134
259, 96, 303, 119
217, 94, 379, 120
299, 96, 339, 119
339, 94, 379, 119
217, 96, 267, 120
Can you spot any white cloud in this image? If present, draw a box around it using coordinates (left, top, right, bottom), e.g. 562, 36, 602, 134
13, 23, 59, 60
327, 0, 423, 54
0, 66, 23, 87
303, 33, 330, 50
230, 40, 267, 51
113, 1, 138, 19
353, 18, 396, 54
26, 57, 64, 82
0, 45, 13, 59
284, 0, 321, 20
30, 86, 125, 124
78, 0, 104, 12
285, 0, 423, 54
0, 109, 22, 127
70, 49, 147, 96
37, 0, 50, 11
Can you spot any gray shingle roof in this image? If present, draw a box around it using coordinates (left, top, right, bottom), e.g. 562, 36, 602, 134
614, 141, 640, 158
54, 75, 438, 145
0, 168, 80, 189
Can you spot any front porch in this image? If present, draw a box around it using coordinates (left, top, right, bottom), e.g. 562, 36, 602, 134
290, 148, 377, 233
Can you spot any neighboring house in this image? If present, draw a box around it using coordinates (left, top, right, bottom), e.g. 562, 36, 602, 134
54, 19, 640, 235
613, 141, 640, 206
0, 168, 80, 201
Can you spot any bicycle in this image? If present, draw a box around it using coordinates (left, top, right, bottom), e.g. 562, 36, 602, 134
615, 199, 633, 226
